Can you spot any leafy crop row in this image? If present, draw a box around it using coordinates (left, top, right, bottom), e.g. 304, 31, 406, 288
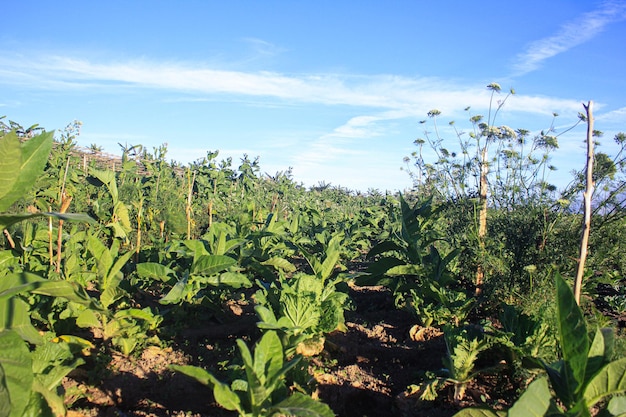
1, 85, 625, 417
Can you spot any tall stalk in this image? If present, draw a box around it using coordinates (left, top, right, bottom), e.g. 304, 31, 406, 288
574, 101, 594, 305
185, 169, 197, 239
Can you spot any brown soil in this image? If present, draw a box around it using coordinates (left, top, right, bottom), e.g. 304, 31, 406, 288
63, 283, 517, 417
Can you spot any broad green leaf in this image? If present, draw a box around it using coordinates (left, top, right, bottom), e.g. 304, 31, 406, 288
90, 170, 118, 203
386, 264, 423, 276
555, 273, 588, 394
197, 272, 252, 288
0, 273, 94, 307
452, 408, 503, 417
319, 234, 343, 282
607, 395, 626, 416
21, 390, 53, 417
255, 305, 279, 326
183, 240, 209, 261
0, 363, 10, 417
261, 257, 296, 273
87, 236, 113, 281
366, 240, 405, 259
31, 378, 65, 417
107, 221, 129, 239
212, 380, 242, 412
114, 308, 156, 322
365, 256, 405, 275
75, 309, 101, 329
583, 357, 626, 408
270, 392, 335, 417
10, 131, 53, 207
0, 250, 17, 273
0, 298, 43, 344
586, 327, 613, 380
159, 275, 188, 305
0, 131, 52, 213
171, 364, 244, 413
192, 255, 236, 276
136, 263, 176, 282
508, 376, 552, 417
0, 330, 33, 417
100, 279, 125, 309
222, 237, 245, 255
0, 212, 95, 231
0, 131, 21, 211
113, 201, 132, 232
254, 330, 284, 383
169, 365, 214, 386
215, 230, 226, 255
236, 338, 266, 407
106, 249, 134, 286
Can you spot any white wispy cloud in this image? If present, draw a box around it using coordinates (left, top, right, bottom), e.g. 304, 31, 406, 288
511, 0, 626, 76
596, 106, 626, 124
0, 53, 583, 117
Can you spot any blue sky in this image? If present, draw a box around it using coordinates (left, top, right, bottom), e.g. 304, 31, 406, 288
1, 1, 625, 192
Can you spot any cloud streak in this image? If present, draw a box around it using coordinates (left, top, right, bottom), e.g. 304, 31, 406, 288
0, 53, 585, 119
512, 1, 626, 76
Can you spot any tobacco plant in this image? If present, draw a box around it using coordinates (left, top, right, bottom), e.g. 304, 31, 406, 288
0, 128, 102, 416
454, 274, 626, 416
255, 271, 351, 357
412, 324, 507, 405
171, 330, 334, 417
356, 194, 467, 326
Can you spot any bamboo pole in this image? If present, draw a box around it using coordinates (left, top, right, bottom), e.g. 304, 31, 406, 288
574, 101, 594, 305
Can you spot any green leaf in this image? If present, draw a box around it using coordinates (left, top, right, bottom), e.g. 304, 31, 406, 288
254, 330, 284, 383
212, 380, 242, 412
90, 170, 119, 203
169, 364, 218, 387
0, 273, 93, 307
508, 376, 552, 417
236, 338, 267, 408
0, 330, 33, 417
452, 408, 504, 417
31, 378, 65, 417
586, 327, 613, 380
261, 257, 296, 273
87, 236, 113, 281
0, 363, 11, 417
0, 132, 21, 212
607, 395, 626, 416
192, 255, 236, 276
366, 240, 406, 259
112, 201, 132, 232
76, 309, 101, 329
136, 263, 176, 282
197, 272, 252, 289
386, 264, 423, 276
0, 131, 53, 212
583, 357, 626, 408
183, 239, 209, 261
21, 390, 53, 417
105, 249, 134, 287
555, 273, 588, 395
159, 275, 189, 305
0, 298, 43, 344
0, 212, 95, 231
270, 392, 335, 417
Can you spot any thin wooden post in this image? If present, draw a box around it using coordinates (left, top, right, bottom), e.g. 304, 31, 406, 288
574, 101, 594, 305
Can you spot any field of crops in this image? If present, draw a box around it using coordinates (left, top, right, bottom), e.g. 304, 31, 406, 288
1, 105, 625, 417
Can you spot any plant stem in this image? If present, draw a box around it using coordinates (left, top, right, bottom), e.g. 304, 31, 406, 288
574, 101, 594, 305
